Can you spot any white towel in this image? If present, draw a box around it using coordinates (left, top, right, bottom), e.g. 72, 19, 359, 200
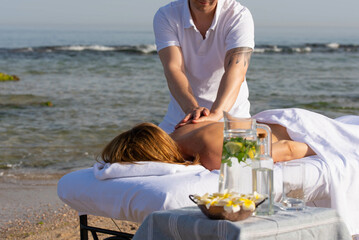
94, 161, 206, 180
254, 108, 359, 235
58, 167, 219, 222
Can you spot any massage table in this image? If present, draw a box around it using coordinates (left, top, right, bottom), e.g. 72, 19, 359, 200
57, 108, 359, 239
58, 157, 329, 239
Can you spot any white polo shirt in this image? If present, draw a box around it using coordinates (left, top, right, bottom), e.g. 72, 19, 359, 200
153, 0, 255, 133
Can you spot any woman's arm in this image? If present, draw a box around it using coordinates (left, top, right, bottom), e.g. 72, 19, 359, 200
261, 123, 316, 162
170, 121, 316, 170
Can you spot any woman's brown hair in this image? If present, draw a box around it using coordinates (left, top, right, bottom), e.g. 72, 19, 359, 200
98, 122, 199, 165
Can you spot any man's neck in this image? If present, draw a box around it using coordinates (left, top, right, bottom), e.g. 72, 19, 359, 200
189, 0, 217, 38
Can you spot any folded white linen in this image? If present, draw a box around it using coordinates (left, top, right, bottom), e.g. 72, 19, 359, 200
58, 167, 219, 222
94, 161, 206, 180
254, 108, 359, 235
58, 159, 329, 223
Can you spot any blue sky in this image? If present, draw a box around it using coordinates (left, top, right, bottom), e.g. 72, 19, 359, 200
0, 0, 358, 30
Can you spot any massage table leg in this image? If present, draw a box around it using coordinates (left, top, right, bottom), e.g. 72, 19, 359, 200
79, 214, 134, 240
80, 215, 89, 240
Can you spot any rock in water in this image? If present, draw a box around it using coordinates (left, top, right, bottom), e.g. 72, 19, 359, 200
0, 72, 20, 81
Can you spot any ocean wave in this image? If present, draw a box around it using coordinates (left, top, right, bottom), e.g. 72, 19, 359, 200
254, 42, 358, 54
2, 42, 358, 55
0, 162, 23, 170
253, 46, 312, 53
57, 45, 116, 51
8, 44, 158, 54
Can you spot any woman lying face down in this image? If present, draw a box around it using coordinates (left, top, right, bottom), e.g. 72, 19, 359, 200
99, 122, 200, 166
99, 121, 315, 170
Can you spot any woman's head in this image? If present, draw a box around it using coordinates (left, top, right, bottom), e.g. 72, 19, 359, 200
99, 123, 196, 165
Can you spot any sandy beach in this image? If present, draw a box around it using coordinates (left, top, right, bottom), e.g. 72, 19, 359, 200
0, 172, 139, 239
2, 176, 358, 240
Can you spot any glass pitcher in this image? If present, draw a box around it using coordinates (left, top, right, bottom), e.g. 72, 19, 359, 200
218, 111, 271, 197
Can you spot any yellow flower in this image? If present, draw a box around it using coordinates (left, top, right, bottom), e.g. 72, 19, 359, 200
242, 199, 255, 211
224, 202, 241, 213
194, 190, 259, 212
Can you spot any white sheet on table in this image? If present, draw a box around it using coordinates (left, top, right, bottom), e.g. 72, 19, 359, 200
254, 108, 359, 235
57, 157, 329, 223
58, 166, 219, 222
93, 161, 206, 180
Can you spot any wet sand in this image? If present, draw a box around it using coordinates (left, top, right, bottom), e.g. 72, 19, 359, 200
0, 172, 139, 239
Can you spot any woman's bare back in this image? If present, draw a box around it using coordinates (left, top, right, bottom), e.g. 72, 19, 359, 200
170, 122, 223, 170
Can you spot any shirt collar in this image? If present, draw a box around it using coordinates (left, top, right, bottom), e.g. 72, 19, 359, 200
209, 0, 223, 31
183, 0, 224, 30
183, 0, 194, 28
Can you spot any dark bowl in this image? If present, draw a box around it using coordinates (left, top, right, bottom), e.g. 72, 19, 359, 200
197, 204, 253, 221
189, 194, 266, 221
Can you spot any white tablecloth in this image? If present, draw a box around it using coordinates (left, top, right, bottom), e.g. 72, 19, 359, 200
133, 206, 351, 240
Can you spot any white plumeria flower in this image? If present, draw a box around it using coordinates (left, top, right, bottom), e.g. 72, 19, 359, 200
241, 198, 255, 211
224, 202, 241, 213
194, 189, 261, 212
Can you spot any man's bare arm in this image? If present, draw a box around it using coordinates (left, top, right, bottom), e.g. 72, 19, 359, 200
225, 47, 252, 70
192, 47, 253, 123
158, 46, 210, 126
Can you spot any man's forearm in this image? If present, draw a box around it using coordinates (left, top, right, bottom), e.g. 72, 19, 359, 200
164, 68, 198, 114
159, 46, 199, 115
211, 70, 244, 115
211, 47, 252, 117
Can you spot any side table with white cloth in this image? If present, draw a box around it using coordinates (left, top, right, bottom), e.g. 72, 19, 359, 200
133, 206, 351, 240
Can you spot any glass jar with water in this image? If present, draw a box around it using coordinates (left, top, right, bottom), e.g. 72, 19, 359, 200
218, 111, 274, 215
252, 131, 274, 215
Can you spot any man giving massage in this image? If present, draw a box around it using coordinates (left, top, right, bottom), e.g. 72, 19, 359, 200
98, 113, 315, 170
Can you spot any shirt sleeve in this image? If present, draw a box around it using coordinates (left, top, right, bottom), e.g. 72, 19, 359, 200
225, 7, 255, 52
153, 8, 180, 52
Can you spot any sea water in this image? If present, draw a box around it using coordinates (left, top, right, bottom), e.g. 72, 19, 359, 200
0, 26, 358, 176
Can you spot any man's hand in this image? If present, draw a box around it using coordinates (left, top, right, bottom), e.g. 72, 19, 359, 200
191, 111, 222, 124
175, 107, 210, 129
175, 108, 223, 129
